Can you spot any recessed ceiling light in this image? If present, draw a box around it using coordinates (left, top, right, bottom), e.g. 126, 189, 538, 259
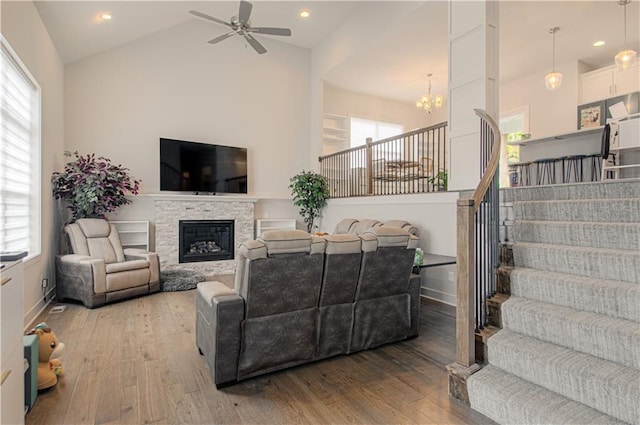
99, 13, 112, 21
593, 40, 605, 47
299, 9, 310, 18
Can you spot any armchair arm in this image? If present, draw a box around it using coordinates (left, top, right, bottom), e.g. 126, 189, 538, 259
124, 248, 160, 284
56, 254, 107, 295
196, 281, 244, 387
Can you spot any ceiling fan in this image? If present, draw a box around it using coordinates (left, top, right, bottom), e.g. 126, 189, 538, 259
189, 0, 292, 54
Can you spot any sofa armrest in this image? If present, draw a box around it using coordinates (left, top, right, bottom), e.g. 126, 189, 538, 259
196, 281, 244, 387
123, 249, 160, 284
57, 255, 107, 294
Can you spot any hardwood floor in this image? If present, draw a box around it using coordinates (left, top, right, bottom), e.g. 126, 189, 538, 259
26, 279, 493, 425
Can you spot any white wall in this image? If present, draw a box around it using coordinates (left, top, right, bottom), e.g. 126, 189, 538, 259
323, 83, 441, 132
64, 19, 312, 228
500, 60, 587, 139
320, 192, 459, 305
1, 1, 65, 328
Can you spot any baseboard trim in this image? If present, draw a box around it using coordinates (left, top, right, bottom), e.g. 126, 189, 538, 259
23, 288, 55, 332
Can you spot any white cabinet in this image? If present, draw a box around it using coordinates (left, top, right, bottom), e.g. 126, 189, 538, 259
255, 219, 297, 238
111, 221, 150, 251
1, 260, 25, 424
579, 63, 640, 104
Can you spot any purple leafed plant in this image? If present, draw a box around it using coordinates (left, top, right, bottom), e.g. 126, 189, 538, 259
52, 151, 141, 221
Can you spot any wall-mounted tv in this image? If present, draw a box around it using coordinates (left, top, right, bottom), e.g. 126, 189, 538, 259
160, 138, 247, 194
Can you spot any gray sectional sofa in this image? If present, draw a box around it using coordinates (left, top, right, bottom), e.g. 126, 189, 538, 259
196, 225, 420, 388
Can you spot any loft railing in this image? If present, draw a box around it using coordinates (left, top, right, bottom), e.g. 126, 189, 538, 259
318, 122, 448, 197
447, 109, 500, 401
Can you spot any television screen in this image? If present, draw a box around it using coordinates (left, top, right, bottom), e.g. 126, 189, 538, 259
160, 138, 247, 194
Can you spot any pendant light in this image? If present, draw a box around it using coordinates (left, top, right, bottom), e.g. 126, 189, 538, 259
614, 0, 637, 70
544, 27, 562, 90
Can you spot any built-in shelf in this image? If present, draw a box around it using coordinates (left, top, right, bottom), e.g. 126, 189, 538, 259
111, 221, 150, 251
255, 218, 297, 238
507, 127, 603, 146
323, 113, 350, 146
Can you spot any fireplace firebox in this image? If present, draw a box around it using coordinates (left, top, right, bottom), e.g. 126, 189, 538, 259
179, 220, 234, 263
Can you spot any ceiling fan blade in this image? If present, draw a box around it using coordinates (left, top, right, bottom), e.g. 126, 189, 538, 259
249, 27, 291, 37
238, 0, 253, 24
208, 32, 236, 45
189, 10, 232, 28
244, 33, 267, 54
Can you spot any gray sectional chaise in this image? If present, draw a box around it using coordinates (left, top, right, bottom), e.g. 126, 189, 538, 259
196, 225, 420, 388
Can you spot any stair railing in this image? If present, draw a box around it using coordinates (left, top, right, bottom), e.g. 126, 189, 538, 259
448, 109, 501, 402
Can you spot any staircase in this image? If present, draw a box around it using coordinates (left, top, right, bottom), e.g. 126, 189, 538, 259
467, 180, 640, 425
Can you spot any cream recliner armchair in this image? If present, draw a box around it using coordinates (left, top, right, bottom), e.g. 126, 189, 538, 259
56, 218, 160, 308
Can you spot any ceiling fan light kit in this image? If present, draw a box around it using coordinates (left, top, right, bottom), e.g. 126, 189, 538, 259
190, 0, 292, 55
614, 0, 638, 70
545, 26, 562, 90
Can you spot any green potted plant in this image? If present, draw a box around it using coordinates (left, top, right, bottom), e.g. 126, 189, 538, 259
52, 151, 141, 221
429, 170, 448, 191
289, 170, 330, 233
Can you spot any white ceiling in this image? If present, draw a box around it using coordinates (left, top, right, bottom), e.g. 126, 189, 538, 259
34, 1, 640, 104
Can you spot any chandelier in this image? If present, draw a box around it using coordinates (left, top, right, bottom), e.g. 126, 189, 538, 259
416, 73, 444, 114
614, 0, 637, 70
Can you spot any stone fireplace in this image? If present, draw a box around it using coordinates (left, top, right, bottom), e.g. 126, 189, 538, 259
153, 194, 257, 275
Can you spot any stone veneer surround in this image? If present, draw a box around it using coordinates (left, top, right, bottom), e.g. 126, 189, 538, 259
152, 194, 257, 275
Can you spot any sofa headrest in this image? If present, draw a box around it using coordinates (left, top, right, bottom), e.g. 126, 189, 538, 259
258, 230, 325, 256
323, 234, 361, 255
76, 218, 111, 238
382, 220, 419, 236
352, 219, 381, 235
360, 226, 418, 252
333, 218, 358, 234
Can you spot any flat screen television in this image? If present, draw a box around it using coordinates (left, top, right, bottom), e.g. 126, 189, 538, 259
160, 138, 247, 194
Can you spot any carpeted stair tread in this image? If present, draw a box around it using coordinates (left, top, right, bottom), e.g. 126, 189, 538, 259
514, 220, 640, 251
501, 179, 640, 202
510, 268, 640, 322
502, 297, 640, 369
514, 198, 640, 223
487, 330, 640, 425
513, 242, 639, 284
468, 365, 626, 425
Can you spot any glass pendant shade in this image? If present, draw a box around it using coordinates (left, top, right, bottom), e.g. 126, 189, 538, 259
545, 71, 563, 90
615, 1, 637, 70
615, 49, 637, 69
545, 27, 562, 91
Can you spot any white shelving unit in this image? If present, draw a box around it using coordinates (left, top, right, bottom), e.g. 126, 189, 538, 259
111, 221, 150, 251
255, 219, 297, 238
322, 113, 350, 149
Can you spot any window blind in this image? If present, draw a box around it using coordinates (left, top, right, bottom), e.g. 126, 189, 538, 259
1, 42, 39, 255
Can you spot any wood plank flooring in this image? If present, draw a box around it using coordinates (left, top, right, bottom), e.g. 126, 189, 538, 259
26, 278, 493, 425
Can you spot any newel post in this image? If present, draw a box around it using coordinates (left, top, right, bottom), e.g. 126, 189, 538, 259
446, 198, 481, 404
366, 137, 373, 195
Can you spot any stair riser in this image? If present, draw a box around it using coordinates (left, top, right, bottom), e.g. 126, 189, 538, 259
510, 269, 640, 323
502, 298, 640, 369
488, 332, 640, 424
513, 244, 640, 283
501, 179, 640, 202
515, 221, 640, 251
514, 199, 640, 223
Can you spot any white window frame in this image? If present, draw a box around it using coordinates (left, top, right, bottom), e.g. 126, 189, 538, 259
1, 36, 42, 261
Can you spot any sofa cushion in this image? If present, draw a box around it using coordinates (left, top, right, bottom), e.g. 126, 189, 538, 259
105, 259, 149, 274
365, 226, 410, 247
106, 268, 150, 292
77, 218, 111, 237
324, 234, 361, 254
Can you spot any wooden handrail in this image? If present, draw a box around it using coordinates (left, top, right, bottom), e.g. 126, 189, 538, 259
470, 109, 501, 212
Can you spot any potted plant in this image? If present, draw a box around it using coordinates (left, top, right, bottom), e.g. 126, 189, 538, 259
429, 170, 448, 191
52, 151, 141, 221
289, 170, 330, 233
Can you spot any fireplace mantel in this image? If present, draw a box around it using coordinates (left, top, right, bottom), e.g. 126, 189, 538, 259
148, 193, 259, 203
